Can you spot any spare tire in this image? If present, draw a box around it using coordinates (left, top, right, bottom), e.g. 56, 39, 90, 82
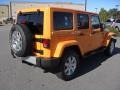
9, 24, 32, 57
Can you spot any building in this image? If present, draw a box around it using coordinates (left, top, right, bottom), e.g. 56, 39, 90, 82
0, 5, 9, 19
0, 1, 85, 20
10, 1, 85, 19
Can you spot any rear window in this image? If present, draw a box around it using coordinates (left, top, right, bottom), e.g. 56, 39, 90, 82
53, 12, 73, 30
17, 12, 44, 34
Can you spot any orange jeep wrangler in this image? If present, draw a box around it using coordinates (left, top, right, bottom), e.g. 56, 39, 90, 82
9, 7, 116, 80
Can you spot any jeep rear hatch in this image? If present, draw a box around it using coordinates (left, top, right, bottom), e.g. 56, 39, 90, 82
17, 11, 44, 35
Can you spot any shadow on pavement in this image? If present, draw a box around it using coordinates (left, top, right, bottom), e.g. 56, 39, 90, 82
0, 25, 4, 26
21, 47, 120, 81
76, 47, 120, 78
44, 47, 120, 81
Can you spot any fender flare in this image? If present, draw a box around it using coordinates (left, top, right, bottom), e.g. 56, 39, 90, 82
53, 40, 82, 57
104, 32, 117, 46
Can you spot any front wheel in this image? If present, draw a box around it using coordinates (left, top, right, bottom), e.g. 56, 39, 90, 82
60, 50, 80, 81
104, 39, 116, 56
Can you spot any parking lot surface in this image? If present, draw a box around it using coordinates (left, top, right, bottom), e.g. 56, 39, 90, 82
0, 25, 120, 90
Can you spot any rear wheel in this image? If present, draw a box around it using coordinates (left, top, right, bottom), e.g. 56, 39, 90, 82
60, 50, 80, 81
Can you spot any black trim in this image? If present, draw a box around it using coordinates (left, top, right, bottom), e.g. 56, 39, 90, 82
34, 49, 43, 55
84, 47, 106, 57
34, 38, 42, 42
36, 58, 60, 68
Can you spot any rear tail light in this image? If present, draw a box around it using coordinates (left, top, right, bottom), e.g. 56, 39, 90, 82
42, 39, 50, 48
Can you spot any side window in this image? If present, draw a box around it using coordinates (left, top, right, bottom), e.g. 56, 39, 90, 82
116, 19, 120, 23
77, 14, 89, 29
91, 15, 100, 29
53, 12, 73, 30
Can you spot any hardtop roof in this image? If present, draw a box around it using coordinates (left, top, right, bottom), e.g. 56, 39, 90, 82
19, 7, 97, 15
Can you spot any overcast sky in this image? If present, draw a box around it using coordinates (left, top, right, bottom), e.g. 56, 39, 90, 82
0, 0, 120, 12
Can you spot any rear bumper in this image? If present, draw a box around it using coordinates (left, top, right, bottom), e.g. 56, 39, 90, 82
37, 58, 60, 68
23, 56, 60, 68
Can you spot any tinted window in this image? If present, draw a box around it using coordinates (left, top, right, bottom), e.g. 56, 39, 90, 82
17, 12, 44, 34
53, 12, 73, 30
116, 19, 120, 23
106, 19, 111, 22
91, 15, 100, 29
77, 14, 89, 29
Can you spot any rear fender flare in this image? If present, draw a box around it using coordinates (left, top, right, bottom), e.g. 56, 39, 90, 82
53, 40, 82, 57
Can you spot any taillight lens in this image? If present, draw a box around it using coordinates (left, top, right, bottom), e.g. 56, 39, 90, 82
42, 39, 50, 48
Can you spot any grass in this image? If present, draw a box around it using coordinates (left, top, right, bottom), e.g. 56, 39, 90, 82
106, 26, 120, 37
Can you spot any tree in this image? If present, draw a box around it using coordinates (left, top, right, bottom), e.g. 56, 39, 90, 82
108, 8, 119, 18
99, 8, 108, 22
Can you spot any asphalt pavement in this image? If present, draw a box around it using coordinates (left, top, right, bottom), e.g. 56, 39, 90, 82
0, 25, 120, 90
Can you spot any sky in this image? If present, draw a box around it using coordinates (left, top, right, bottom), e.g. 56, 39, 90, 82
0, 0, 120, 12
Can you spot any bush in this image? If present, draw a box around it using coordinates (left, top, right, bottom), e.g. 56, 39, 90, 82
106, 26, 120, 37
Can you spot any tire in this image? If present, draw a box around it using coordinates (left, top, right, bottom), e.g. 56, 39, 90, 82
104, 39, 115, 56
9, 24, 32, 57
60, 50, 80, 81
115, 27, 120, 32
